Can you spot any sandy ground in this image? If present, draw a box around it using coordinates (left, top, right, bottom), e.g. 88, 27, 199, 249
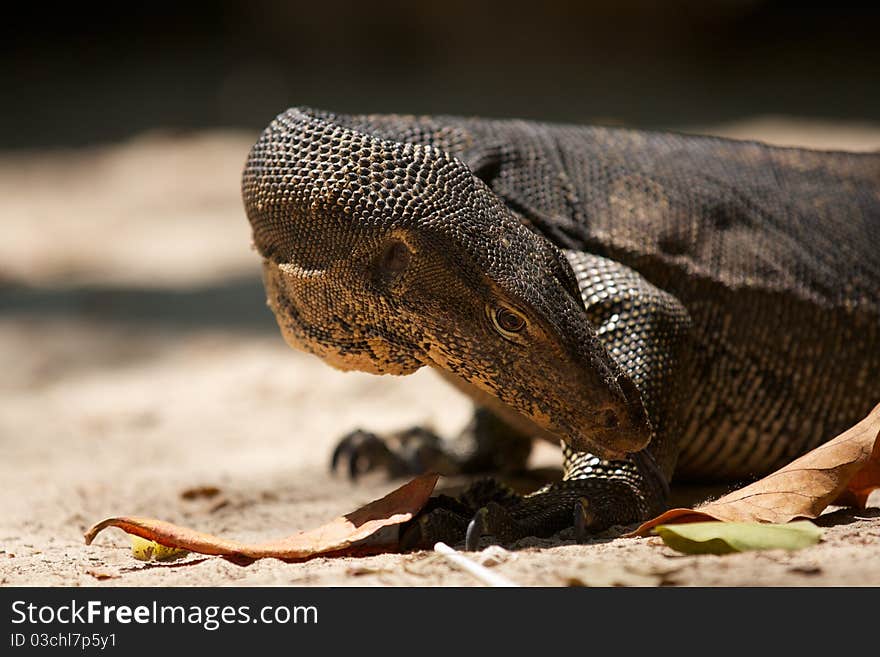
2, 117, 880, 587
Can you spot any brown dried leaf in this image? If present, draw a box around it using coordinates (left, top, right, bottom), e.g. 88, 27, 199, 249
85, 569, 119, 580
180, 485, 221, 500
85, 474, 438, 561
631, 403, 880, 536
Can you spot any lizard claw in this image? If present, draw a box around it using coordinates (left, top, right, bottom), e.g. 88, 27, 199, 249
465, 507, 489, 551
331, 429, 396, 480
464, 502, 520, 551
331, 426, 455, 480
573, 497, 596, 542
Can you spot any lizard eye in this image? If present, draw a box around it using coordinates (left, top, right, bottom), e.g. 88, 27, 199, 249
488, 304, 527, 339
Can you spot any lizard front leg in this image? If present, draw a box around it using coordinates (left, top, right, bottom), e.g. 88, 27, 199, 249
403, 252, 692, 548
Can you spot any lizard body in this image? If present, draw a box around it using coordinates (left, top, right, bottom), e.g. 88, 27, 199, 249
243, 108, 879, 546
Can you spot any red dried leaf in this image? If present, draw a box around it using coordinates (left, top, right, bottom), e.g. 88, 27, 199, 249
85, 473, 439, 561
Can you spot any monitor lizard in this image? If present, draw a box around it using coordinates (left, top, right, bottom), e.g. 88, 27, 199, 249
241, 107, 880, 549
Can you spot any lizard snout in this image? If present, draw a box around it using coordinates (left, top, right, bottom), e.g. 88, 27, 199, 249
563, 370, 653, 458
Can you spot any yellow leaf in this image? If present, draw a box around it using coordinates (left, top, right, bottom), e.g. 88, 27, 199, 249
129, 535, 189, 561
655, 521, 822, 555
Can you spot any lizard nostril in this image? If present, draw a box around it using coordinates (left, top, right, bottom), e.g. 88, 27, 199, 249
380, 239, 411, 273
598, 409, 619, 429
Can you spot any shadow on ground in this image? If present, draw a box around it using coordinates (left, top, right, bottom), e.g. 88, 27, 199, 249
0, 277, 274, 332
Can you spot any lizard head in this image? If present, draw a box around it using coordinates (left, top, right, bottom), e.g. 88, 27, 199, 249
242, 108, 651, 458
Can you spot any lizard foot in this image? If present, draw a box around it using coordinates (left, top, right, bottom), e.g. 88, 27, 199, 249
400, 478, 649, 550
463, 495, 601, 549
330, 426, 458, 480
399, 478, 519, 550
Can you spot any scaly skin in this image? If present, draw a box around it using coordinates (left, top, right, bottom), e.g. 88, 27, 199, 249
242, 107, 880, 548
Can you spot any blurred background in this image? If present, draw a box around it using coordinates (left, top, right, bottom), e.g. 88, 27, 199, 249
2, 1, 880, 585
3, 0, 879, 149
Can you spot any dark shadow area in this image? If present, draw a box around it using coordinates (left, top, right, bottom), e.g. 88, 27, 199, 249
813, 506, 880, 528
0, 277, 276, 332
3, 1, 879, 149
667, 482, 743, 509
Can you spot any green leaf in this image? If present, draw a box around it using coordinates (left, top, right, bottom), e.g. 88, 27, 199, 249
654, 521, 822, 555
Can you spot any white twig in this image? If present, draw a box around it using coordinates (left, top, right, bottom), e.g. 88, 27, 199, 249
433, 542, 519, 587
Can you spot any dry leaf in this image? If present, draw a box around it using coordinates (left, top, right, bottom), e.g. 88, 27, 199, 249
563, 563, 682, 587
180, 485, 221, 500
85, 474, 438, 561
85, 569, 119, 580
834, 433, 880, 508
631, 402, 880, 536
